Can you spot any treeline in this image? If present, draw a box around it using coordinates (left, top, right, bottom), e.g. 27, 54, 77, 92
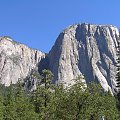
0, 70, 120, 120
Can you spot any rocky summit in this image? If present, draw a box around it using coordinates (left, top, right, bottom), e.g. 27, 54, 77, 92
48, 23, 119, 93
0, 23, 119, 93
0, 36, 45, 86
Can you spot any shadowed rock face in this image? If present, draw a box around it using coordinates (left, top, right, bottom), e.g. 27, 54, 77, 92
0, 23, 119, 93
48, 23, 119, 93
0, 36, 45, 86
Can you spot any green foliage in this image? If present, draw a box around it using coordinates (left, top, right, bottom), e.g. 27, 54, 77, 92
31, 69, 54, 119
0, 70, 120, 119
85, 82, 119, 120
3, 84, 16, 120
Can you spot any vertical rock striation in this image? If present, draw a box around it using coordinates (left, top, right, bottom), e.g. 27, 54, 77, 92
48, 23, 119, 93
0, 36, 45, 86
0, 23, 119, 93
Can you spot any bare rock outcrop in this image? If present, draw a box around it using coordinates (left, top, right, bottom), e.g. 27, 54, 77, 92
48, 23, 119, 93
0, 36, 45, 86
0, 23, 119, 93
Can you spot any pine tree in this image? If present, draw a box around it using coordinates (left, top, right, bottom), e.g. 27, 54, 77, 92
3, 84, 16, 120
85, 82, 119, 120
31, 69, 54, 119
14, 79, 35, 120
0, 84, 5, 120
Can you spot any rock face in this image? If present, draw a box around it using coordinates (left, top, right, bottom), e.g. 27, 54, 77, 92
48, 23, 119, 93
0, 36, 45, 86
0, 23, 119, 93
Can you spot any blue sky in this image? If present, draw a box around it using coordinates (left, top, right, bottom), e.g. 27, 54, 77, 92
0, 0, 120, 53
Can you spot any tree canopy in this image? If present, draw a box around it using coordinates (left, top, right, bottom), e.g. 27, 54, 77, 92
0, 69, 119, 120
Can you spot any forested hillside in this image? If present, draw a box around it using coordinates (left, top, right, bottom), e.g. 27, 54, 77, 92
0, 69, 119, 120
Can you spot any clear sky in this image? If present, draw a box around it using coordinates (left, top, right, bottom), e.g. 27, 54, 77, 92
0, 0, 120, 53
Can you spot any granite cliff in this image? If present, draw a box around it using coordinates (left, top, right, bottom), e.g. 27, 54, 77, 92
0, 36, 45, 86
48, 23, 119, 93
0, 23, 119, 93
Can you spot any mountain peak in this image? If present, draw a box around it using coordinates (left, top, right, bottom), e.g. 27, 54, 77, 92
0, 36, 13, 41
0, 23, 119, 94
0, 36, 45, 86
48, 23, 119, 93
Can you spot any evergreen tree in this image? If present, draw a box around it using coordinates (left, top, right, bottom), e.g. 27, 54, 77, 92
0, 69, 119, 119
0, 84, 4, 120
3, 84, 16, 120
31, 69, 54, 119
14, 80, 35, 120
86, 82, 119, 120
51, 83, 70, 120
